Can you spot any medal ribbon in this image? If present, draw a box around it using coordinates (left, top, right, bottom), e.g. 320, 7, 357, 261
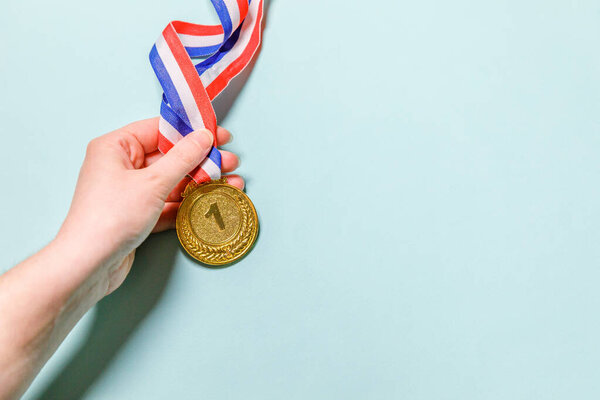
150, 0, 264, 183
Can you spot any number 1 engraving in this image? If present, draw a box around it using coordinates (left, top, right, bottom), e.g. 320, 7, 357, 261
205, 202, 225, 230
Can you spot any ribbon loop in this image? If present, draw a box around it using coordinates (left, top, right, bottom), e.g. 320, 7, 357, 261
150, 0, 263, 183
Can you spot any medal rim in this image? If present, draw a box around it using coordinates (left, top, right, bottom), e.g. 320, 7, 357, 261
176, 180, 259, 266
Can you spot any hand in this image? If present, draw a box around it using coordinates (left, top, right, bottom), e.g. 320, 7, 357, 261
0, 117, 246, 399
57, 117, 243, 297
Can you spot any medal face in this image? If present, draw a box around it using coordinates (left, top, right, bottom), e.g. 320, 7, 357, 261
176, 179, 259, 266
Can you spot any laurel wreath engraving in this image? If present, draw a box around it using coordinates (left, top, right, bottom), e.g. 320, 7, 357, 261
179, 193, 255, 264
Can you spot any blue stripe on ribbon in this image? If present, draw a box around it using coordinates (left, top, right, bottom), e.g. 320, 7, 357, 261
195, 27, 242, 75
160, 99, 193, 135
207, 146, 222, 166
186, 44, 222, 58
211, 0, 233, 40
150, 45, 192, 128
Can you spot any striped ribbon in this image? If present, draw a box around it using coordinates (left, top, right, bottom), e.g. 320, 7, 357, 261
150, 0, 264, 183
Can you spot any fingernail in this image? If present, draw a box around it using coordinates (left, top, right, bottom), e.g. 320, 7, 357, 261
191, 129, 214, 147
228, 133, 234, 144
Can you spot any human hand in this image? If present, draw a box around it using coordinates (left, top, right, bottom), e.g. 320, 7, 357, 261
56, 117, 243, 297
0, 117, 246, 399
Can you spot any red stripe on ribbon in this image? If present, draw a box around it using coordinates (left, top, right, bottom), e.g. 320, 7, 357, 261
236, 0, 249, 22
190, 166, 211, 183
172, 21, 223, 36
158, 134, 174, 154
206, 1, 263, 99
163, 24, 217, 136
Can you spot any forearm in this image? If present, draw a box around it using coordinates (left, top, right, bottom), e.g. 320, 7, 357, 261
0, 237, 109, 400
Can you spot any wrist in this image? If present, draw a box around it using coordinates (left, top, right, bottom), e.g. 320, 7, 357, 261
51, 227, 137, 301
56, 214, 140, 271
47, 235, 106, 300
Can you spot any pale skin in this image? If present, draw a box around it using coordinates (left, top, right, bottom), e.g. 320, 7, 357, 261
0, 118, 243, 400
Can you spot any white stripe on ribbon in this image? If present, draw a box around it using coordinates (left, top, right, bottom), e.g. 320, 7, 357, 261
223, 0, 241, 33
179, 33, 224, 48
200, 0, 259, 88
158, 117, 184, 144
156, 34, 205, 131
200, 157, 221, 179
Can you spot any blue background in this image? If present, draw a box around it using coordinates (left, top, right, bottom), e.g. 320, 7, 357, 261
1, 0, 600, 398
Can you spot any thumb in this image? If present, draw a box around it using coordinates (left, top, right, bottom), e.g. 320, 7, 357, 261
147, 129, 214, 192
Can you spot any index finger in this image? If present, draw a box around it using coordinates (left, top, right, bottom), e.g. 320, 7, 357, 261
121, 117, 160, 154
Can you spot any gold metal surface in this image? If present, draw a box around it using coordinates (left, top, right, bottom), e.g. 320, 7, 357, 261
176, 178, 259, 265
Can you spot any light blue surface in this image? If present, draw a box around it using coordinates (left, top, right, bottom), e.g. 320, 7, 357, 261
1, 0, 600, 398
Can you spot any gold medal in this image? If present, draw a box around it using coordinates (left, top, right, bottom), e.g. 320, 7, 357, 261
176, 178, 259, 266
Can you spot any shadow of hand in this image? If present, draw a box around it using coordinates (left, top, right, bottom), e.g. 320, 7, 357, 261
34, 233, 179, 400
